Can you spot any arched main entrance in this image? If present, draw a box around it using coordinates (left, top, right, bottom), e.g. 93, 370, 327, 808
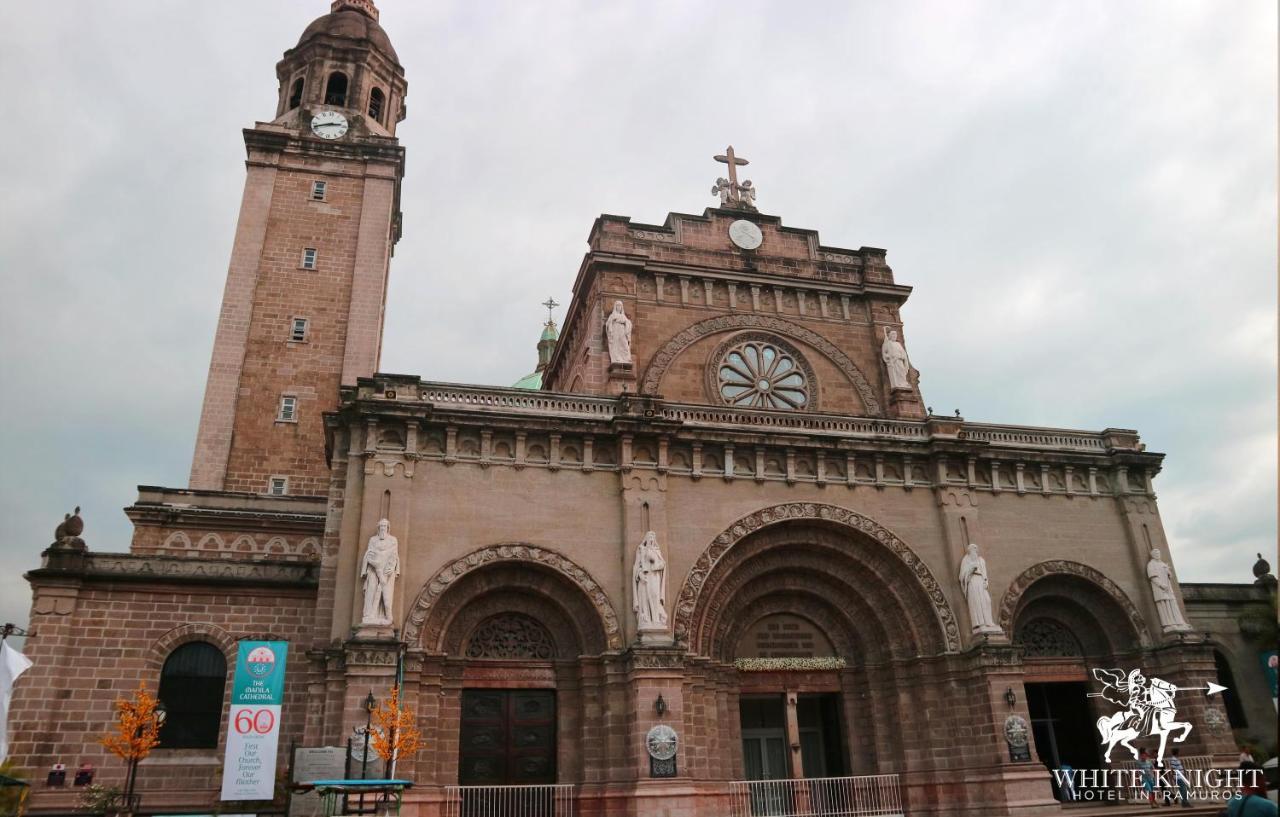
1001, 562, 1148, 796
678, 503, 958, 785
403, 545, 618, 790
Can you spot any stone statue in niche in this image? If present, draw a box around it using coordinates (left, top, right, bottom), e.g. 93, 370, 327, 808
605, 300, 633, 365
958, 543, 1003, 635
360, 518, 400, 626
633, 531, 668, 631
1146, 549, 1191, 632
881, 328, 912, 391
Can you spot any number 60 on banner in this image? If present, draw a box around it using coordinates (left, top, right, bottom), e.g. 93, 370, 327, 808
233, 707, 276, 735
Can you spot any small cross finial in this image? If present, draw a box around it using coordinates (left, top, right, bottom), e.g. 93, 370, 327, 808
541, 296, 560, 324
712, 145, 758, 211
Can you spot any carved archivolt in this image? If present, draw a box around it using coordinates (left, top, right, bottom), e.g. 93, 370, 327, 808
403, 544, 622, 649
148, 622, 236, 670
673, 502, 960, 651
997, 560, 1152, 646
640, 314, 882, 415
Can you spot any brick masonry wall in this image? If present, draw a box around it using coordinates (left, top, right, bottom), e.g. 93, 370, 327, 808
191, 130, 400, 498
8, 582, 317, 812
544, 210, 924, 418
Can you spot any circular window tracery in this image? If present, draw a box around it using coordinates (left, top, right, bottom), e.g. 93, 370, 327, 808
716, 340, 809, 410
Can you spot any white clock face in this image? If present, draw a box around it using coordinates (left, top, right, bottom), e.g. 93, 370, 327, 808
310, 110, 349, 140
728, 219, 763, 251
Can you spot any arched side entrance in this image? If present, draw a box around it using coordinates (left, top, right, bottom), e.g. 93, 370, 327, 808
677, 503, 959, 786
999, 561, 1147, 797
402, 546, 619, 790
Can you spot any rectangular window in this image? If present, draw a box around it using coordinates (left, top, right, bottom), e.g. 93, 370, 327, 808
268, 477, 288, 496
290, 317, 308, 342
311, 180, 327, 201
301, 248, 318, 269
277, 395, 298, 422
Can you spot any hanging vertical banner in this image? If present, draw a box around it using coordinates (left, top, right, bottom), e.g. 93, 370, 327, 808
221, 641, 289, 801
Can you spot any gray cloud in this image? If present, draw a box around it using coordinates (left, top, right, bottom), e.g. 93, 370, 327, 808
0, 0, 1274, 630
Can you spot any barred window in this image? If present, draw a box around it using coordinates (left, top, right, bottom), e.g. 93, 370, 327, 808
268, 476, 288, 496
290, 317, 308, 342
367, 88, 385, 123
310, 181, 326, 201
278, 395, 298, 422
301, 248, 318, 269
287, 77, 305, 110
157, 642, 227, 749
324, 72, 348, 107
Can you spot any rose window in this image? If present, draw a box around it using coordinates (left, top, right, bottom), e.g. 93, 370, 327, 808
717, 341, 808, 410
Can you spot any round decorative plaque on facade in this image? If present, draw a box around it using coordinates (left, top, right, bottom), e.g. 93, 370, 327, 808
645, 724, 678, 761
728, 219, 763, 250
716, 339, 809, 410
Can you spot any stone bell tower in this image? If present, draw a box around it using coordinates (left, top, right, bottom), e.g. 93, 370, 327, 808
189, 0, 407, 497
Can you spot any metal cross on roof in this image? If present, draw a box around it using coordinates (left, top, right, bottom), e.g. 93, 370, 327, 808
541, 296, 560, 323
714, 145, 749, 188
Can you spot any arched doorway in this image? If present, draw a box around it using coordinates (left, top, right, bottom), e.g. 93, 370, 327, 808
679, 504, 956, 784
1002, 564, 1147, 797
405, 546, 618, 790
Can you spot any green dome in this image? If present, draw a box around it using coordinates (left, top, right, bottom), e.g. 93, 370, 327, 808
513, 318, 558, 390
512, 370, 543, 390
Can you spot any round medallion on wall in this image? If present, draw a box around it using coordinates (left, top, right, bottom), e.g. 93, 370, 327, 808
728, 219, 763, 250
645, 724, 679, 761
1003, 715, 1029, 748
707, 333, 814, 411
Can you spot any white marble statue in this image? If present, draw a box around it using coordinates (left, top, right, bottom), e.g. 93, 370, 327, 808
736, 179, 757, 208
1146, 549, 1191, 632
881, 328, 912, 391
712, 177, 734, 206
958, 543, 1003, 635
633, 531, 668, 631
605, 300, 633, 365
360, 518, 400, 626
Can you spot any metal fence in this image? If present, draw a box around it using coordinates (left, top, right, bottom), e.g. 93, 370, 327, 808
728, 774, 904, 817
442, 784, 575, 817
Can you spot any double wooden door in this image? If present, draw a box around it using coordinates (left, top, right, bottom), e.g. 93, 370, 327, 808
459, 689, 557, 785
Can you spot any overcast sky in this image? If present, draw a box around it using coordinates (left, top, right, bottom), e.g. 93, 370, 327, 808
0, 1, 1275, 632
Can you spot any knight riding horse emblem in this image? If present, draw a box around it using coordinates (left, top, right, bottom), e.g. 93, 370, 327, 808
1091, 668, 1194, 764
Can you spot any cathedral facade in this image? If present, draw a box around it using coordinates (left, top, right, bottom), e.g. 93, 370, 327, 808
9, 3, 1241, 816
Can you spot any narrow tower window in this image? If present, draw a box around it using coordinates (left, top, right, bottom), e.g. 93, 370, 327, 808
290, 318, 308, 342
288, 77, 305, 110
368, 88, 385, 123
310, 180, 327, 201
324, 72, 348, 106
268, 476, 288, 496
301, 248, 318, 269
277, 395, 298, 422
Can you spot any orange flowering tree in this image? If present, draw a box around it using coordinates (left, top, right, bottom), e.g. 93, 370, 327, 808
100, 682, 164, 811
369, 685, 420, 777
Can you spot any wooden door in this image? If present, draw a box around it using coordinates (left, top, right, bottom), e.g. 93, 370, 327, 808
459, 689, 557, 785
